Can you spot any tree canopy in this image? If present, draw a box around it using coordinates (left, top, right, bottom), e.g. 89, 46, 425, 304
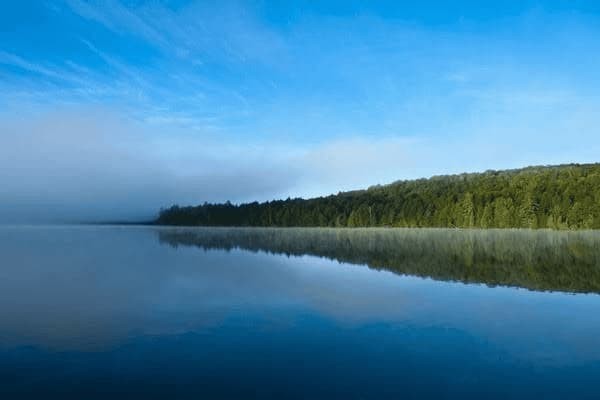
157, 163, 600, 230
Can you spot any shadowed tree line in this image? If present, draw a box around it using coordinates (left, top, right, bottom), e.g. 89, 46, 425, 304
157, 163, 600, 229
158, 227, 600, 294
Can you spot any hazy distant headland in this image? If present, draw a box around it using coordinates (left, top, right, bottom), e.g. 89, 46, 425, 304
157, 163, 600, 230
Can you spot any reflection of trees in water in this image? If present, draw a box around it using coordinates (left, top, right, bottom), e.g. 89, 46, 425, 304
158, 228, 600, 294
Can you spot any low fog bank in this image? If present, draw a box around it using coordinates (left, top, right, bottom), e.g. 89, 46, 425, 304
3, 106, 455, 224
0, 109, 301, 223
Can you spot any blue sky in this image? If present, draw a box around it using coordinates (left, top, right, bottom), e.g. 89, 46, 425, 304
1, 1, 600, 221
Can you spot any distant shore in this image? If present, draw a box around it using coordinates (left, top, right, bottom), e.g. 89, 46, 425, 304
156, 163, 600, 230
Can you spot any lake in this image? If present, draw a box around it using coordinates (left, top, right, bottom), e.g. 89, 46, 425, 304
1, 226, 599, 399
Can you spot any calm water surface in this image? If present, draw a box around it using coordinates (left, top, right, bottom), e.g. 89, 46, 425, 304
1, 226, 599, 399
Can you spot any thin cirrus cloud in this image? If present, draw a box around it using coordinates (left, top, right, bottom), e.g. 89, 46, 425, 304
1, 1, 600, 222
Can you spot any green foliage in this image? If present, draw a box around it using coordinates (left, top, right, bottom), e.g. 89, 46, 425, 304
157, 163, 600, 230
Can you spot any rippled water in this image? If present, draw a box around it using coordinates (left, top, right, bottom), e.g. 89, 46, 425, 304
1, 226, 599, 399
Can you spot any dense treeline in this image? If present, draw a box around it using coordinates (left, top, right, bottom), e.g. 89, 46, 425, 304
158, 228, 600, 293
157, 163, 600, 229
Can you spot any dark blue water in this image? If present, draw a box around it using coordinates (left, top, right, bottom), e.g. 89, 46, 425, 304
1, 226, 599, 399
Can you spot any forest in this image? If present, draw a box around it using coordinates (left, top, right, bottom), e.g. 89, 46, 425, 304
156, 163, 600, 229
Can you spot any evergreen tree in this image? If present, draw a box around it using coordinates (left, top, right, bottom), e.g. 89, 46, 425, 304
157, 163, 600, 230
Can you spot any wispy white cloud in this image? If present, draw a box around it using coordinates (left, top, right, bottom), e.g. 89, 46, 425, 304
64, 0, 287, 65
78, 38, 151, 90
0, 51, 68, 80
66, 0, 168, 47
457, 86, 577, 106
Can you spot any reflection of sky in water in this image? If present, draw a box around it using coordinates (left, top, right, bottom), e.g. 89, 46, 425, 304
1, 226, 600, 398
0, 226, 598, 358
